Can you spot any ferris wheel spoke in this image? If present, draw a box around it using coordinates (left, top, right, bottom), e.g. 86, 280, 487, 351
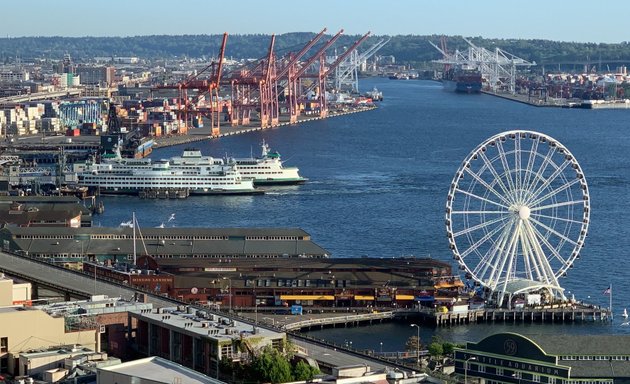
522, 145, 557, 199
530, 199, 585, 212
525, 220, 567, 283
521, 138, 540, 202
455, 188, 510, 210
514, 134, 522, 199
529, 216, 579, 247
451, 210, 509, 215
526, 161, 571, 204
452, 215, 510, 238
495, 140, 518, 198
494, 220, 521, 292
530, 212, 584, 225
523, 221, 560, 285
528, 178, 581, 208
460, 218, 513, 259
486, 220, 518, 286
463, 167, 514, 206
475, 219, 515, 282
478, 151, 514, 201
519, 224, 540, 281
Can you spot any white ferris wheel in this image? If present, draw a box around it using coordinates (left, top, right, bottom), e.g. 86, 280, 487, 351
445, 130, 590, 307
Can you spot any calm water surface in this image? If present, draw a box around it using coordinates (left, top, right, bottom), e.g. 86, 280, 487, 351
95, 78, 630, 348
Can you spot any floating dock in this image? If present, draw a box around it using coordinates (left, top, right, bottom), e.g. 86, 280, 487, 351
138, 188, 189, 199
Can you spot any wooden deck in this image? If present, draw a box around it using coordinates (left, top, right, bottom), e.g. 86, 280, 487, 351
396, 305, 611, 326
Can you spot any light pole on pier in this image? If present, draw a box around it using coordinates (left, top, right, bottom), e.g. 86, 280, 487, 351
410, 323, 420, 366
465, 356, 477, 384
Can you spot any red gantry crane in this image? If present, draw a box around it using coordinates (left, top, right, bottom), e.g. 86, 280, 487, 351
229, 34, 278, 128
283, 29, 344, 123
274, 28, 329, 123
156, 32, 228, 136
300, 31, 371, 118
229, 28, 328, 128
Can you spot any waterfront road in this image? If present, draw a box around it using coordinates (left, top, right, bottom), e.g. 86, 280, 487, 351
290, 337, 391, 372
0, 252, 413, 374
0, 251, 175, 308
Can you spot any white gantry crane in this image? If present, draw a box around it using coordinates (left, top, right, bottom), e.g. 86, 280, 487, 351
430, 37, 536, 94
334, 37, 390, 93
446, 131, 590, 308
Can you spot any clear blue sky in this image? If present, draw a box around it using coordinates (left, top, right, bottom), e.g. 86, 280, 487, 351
2, 0, 626, 44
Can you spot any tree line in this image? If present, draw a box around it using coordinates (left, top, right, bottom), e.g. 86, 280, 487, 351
1, 34, 630, 71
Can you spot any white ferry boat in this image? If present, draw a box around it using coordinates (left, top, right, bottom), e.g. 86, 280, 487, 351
232, 140, 307, 185
73, 148, 259, 195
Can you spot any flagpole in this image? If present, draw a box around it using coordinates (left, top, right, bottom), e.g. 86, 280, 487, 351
610, 283, 613, 321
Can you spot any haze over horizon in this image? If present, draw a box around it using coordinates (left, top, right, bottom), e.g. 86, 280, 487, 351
2, 0, 628, 44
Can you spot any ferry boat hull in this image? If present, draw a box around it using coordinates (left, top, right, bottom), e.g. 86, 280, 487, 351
233, 140, 307, 185
253, 178, 307, 186
94, 187, 263, 196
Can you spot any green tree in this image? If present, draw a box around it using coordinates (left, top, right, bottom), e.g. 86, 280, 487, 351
251, 347, 293, 384
427, 342, 444, 358
442, 342, 456, 355
293, 360, 320, 381
405, 335, 423, 353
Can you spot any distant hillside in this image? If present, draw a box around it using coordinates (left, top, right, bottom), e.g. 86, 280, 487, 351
1, 34, 629, 70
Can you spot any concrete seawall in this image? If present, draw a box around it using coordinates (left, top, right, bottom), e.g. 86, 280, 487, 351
153, 106, 377, 149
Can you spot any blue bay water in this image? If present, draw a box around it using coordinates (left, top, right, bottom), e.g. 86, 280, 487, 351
94, 78, 630, 347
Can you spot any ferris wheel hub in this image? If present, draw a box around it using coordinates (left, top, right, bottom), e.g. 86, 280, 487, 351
518, 206, 531, 220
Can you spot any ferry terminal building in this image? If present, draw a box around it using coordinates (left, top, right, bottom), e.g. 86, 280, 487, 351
455, 332, 630, 383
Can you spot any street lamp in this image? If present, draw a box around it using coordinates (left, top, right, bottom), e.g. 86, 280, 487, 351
380, 341, 383, 354
410, 323, 420, 366
464, 356, 477, 384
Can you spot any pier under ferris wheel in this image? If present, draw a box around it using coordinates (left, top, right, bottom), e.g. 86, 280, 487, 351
445, 130, 590, 308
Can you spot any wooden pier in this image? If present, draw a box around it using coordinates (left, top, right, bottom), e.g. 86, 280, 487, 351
283, 311, 395, 331
396, 305, 611, 326
267, 304, 612, 331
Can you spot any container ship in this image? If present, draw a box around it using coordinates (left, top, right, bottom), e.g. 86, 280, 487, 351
442, 67, 483, 93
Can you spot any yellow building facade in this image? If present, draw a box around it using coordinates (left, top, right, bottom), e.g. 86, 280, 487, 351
0, 276, 99, 376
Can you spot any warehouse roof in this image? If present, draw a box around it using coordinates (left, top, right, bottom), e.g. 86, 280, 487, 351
0, 225, 330, 258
